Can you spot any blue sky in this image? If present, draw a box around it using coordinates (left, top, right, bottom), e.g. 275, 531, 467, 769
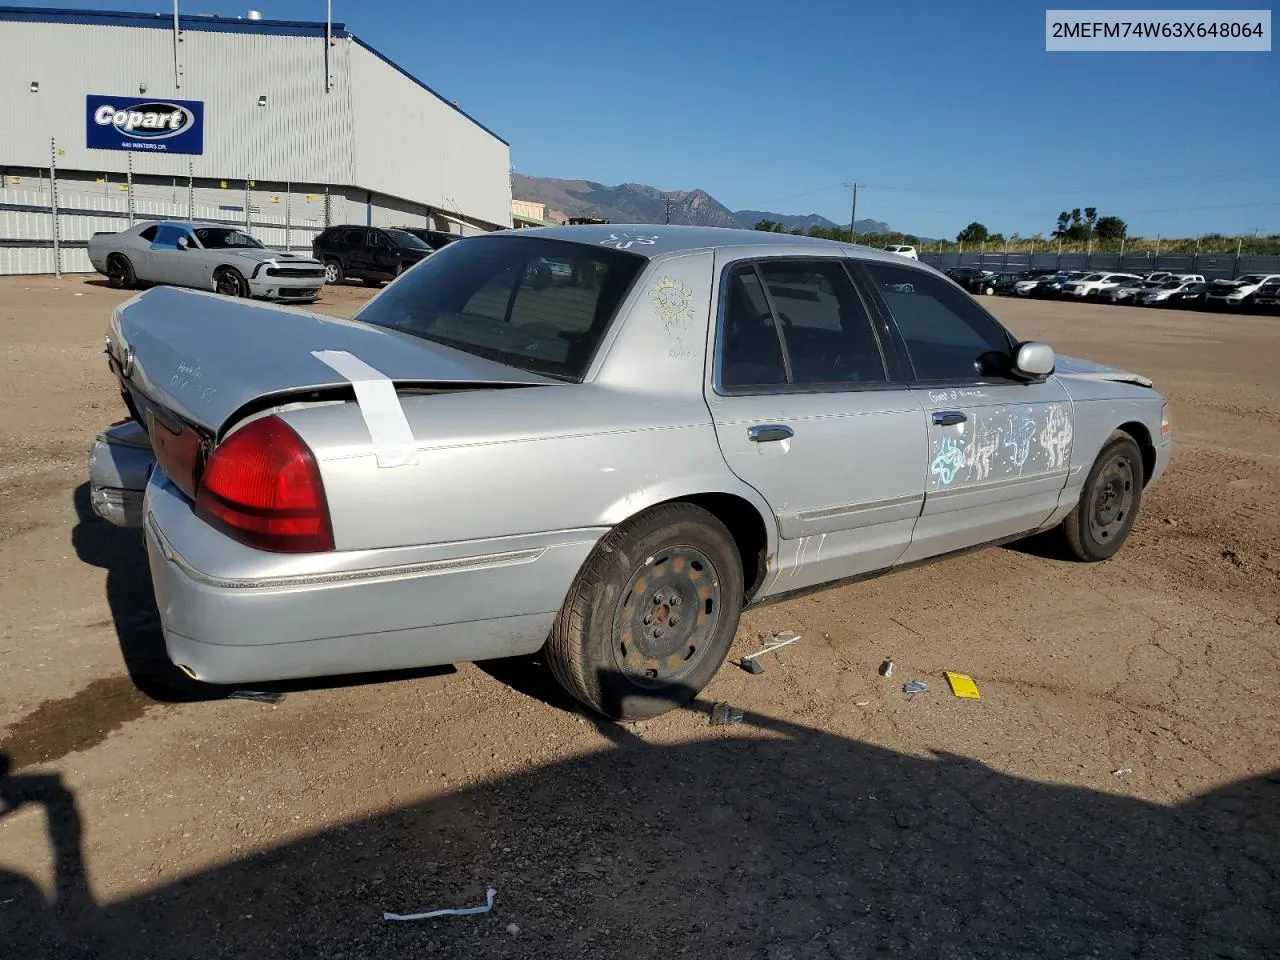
19, 0, 1278, 238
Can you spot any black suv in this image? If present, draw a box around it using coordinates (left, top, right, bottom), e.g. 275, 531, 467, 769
312, 225, 434, 285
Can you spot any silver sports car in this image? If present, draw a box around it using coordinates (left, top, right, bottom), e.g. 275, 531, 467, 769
87, 221, 326, 302
89, 225, 1172, 720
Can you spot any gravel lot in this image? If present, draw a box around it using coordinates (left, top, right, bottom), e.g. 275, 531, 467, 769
1, 275, 1277, 959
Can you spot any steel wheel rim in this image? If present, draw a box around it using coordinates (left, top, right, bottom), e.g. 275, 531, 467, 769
611, 545, 723, 686
1088, 454, 1135, 544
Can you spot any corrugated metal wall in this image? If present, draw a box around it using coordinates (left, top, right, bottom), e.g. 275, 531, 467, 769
1, 19, 356, 184
348, 43, 512, 230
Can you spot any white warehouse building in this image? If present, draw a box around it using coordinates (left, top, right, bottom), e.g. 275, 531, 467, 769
0, 5, 513, 274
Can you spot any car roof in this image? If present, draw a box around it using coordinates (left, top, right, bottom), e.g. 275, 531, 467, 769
143, 220, 230, 231
488, 223, 910, 264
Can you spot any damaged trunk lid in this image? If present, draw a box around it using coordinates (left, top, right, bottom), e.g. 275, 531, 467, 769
106, 286, 554, 498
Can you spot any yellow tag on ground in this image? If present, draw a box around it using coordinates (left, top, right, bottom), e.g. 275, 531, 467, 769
944, 671, 981, 699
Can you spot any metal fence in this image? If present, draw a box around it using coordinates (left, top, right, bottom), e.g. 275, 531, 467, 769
919, 250, 1280, 282
0, 185, 327, 277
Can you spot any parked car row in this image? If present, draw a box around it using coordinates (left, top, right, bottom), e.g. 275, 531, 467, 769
945, 265, 1280, 312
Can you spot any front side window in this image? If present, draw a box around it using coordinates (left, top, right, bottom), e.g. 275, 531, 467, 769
193, 228, 262, 250
719, 259, 887, 391
355, 235, 645, 381
863, 261, 1015, 382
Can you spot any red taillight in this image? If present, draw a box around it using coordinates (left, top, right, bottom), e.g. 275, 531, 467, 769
194, 416, 334, 553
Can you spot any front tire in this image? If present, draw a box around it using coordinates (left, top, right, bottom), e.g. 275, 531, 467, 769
545, 503, 744, 721
214, 267, 247, 298
323, 259, 344, 285
1061, 432, 1145, 562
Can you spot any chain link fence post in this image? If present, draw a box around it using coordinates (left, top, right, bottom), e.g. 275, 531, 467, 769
126, 150, 135, 226
50, 138, 61, 277
188, 157, 194, 219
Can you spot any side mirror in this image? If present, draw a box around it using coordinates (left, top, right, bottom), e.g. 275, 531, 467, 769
1015, 341, 1055, 378
176, 236, 189, 251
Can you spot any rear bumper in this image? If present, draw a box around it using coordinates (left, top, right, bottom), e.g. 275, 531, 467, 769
142, 469, 604, 684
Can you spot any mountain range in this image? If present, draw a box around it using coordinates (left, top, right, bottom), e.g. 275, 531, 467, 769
512, 174, 893, 236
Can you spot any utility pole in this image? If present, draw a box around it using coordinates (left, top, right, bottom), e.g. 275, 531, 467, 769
663, 195, 673, 225
845, 182, 860, 243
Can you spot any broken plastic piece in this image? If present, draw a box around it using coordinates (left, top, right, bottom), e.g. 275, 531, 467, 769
738, 657, 765, 675
227, 690, 283, 704
1112, 767, 1133, 779
742, 631, 801, 661
710, 702, 744, 726
384, 887, 497, 922
944, 671, 981, 699
902, 680, 928, 694
879, 659, 895, 678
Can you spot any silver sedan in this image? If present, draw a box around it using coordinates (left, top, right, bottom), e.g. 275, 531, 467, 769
89, 226, 1172, 720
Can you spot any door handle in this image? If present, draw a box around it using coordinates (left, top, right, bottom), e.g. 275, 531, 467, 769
932, 410, 967, 426
747, 424, 794, 443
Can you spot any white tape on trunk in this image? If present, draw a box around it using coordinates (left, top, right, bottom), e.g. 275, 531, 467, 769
311, 350, 419, 468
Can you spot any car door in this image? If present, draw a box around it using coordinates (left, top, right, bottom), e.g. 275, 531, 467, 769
857, 260, 1075, 564
367, 230, 397, 277
143, 223, 198, 285
705, 255, 927, 594
339, 228, 366, 275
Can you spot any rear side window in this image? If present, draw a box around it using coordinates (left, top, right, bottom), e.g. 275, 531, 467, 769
355, 236, 645, 381
864, 262, 1015, 382
138, 225, 159, 242
719, 259, 887, 391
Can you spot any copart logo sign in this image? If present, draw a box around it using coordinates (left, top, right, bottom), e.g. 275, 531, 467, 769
85, 94, 204, 154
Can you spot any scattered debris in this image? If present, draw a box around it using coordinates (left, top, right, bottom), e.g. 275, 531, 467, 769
710, 701, 744, 726
1162, 517, 1177, 526
902, 680, 928, 695
384, 887, 497, 922
944, 672, 982, 700
1220, 548, 1242, 568
854, 700, 872, 707
1112, 767, 1133, 779
737, 631, 800, 674
506, 923, 522, 937
878, 659, 895, 678
226, 690, 283, 705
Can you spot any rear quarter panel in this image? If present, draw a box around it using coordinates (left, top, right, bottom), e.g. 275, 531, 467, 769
277, 248, 777, 557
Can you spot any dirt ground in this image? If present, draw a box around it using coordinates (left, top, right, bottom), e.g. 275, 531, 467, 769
1, 274, 1277, 959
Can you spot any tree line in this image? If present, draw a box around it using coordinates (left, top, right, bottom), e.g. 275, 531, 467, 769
753, 214, 1280, 255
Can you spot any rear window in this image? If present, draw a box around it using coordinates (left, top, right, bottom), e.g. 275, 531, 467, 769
355, 236, 646, 381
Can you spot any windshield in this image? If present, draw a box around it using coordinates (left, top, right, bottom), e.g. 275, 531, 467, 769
1080, 274, 1104, 282
354, 236, 646, 381
1158, 280, 1182, 289
193, 227, 262, 250
386, 229, 431, 250
1237, 275, 1265, 284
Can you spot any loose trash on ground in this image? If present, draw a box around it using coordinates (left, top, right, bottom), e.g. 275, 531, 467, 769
384, 887, 497, 922
1112, 767, 1134, 778
226, 690, 283, 704
878, 659, 895, 678
737, 631, 800, 674
902, 680, 928, 695
709, 701, 744, 726
944, 672, 982, 699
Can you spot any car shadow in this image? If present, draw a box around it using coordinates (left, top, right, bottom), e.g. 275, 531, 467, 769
4, 672, 1278, 959
69, 483, 455, 705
